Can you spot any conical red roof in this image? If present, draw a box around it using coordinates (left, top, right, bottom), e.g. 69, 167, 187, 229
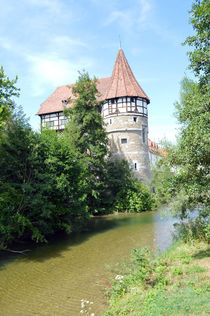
105, 49, 150, 103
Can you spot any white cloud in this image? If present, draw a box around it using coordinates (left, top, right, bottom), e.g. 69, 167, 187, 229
103, 0, 180, 45
28, 56, 75, 85
26, 54, 94, 96
0, 32, 92, 96
105, 10, 133, 28
138, 0, 152, 24
22, 0, 78, 32
51, 36, 86, 47
104, 0, 153, 30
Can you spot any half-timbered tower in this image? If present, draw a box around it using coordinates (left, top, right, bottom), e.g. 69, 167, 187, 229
38, 49, 150, 181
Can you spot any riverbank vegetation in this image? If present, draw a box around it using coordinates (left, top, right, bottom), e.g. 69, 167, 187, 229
104, 240, 210, 316
0, 71, 153, 250
151, 0, 209, 240
105, 0, 209, 314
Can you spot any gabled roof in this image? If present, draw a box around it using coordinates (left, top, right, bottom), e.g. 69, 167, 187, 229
37, 77, 111, 115
105, 49, 150, 103
37, 49, 149, 115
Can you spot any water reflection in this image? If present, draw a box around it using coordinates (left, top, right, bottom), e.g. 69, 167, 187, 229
0, 210, 176, 316
154, 211, 177, 254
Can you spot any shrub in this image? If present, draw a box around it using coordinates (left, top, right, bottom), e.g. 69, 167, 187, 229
113, 179, 153, 213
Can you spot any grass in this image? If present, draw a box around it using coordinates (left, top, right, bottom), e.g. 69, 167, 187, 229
104, 241, 210, 316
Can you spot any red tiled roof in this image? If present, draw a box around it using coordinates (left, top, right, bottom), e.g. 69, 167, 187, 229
96, 77, 111, 101
148, 138, 168, 157
148, 138, 158, 150
105, 49, 150, 102
37, 84, 73, 115
148, 138, 159, 154
37, 77, 111, 115
37, 49, 150, 115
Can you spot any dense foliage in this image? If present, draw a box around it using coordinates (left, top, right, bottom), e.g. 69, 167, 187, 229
64, 72, 153, 215
152, 0, 209, 240
0, 111, 89, 247
153, 78, 209, 213
0, 70, 153, 249
113, 178, 153, 213
0, 67, 19, 130
64, 71, 109, 214
183, 0, 210, 85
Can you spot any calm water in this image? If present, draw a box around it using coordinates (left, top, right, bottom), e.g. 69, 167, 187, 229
0, 210, 175, 316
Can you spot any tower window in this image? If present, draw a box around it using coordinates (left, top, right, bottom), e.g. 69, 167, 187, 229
133, 117, 137, 122
121, 138, 127, 144
134, 163, 137, 170
137, 99, 142, 106
110, 119, 112, 124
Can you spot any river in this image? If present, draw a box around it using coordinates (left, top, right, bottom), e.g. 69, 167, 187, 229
0, 210, 175, 315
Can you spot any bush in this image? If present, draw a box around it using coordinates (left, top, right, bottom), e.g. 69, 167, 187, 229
174, 210, 210, 243
112, 179, 153, 213
0, 118, 89, 248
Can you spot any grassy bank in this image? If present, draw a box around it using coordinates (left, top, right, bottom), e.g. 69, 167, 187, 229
104, 241, 210, 316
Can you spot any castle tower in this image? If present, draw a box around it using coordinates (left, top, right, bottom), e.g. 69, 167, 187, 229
101, 49, 150, 181
37, 49, 151, 182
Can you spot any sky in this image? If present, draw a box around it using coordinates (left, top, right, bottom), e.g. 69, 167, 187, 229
0, 0, 195, 143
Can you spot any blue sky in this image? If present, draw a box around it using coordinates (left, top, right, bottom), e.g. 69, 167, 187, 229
0, 0, 194, 142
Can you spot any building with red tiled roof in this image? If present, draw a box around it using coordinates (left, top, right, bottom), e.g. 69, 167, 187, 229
148, 138, 169, 166
38, 49, 151, 181
37, 77, 111, 116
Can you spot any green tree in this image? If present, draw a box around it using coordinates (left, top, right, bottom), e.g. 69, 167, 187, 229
112, 178, 153, 213
153, 0, 210, 239
0, 67, 19, 129
65, 71, 108, 158
183, 0, 210, 85
0, 69, 153, 249
64, 71, 109, 214
64, 71, 153, 214
150, 142, 176, 208
154, 79, 209, 213
0, 110, 88, 248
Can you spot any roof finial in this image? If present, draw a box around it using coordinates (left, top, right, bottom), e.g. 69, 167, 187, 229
119, 35, 122, 49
